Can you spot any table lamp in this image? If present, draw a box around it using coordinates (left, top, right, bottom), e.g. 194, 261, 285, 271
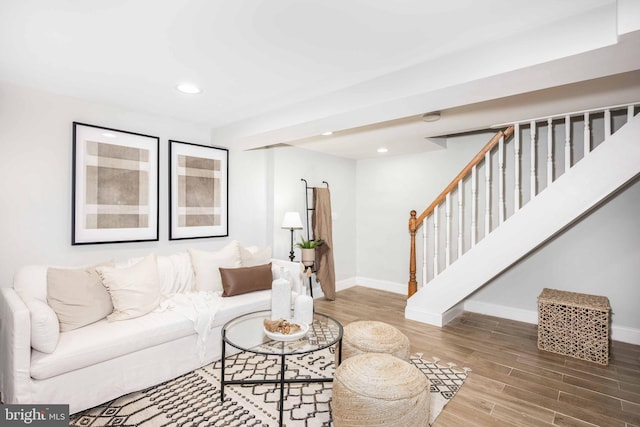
281, 212, 303, 262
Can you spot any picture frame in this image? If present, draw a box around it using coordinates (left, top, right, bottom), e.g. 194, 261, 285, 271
72, 122, 159, 245
169, 140, 229, 240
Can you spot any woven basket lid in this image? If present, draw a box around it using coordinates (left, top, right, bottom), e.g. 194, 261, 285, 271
334, 353, 427, 400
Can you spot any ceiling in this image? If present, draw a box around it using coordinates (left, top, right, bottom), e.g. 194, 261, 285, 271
1, 0, 639, 159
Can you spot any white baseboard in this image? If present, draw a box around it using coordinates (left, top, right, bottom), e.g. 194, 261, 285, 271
309, 277, 357, 299
464, 299, 640, 345
404, 302, 464, 327
464, 300, 538, 324
353, 277, 405, 294
609, 325, 640, 346
312, 277, 404, 298
316, 282, 640, 345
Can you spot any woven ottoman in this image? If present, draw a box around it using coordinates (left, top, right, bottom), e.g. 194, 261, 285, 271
339, 321, 410, 363
332, 352, 430, 427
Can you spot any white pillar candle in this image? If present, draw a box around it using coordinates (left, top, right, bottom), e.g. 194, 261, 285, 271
294, 285, 314, 325
271, 268, 291, 320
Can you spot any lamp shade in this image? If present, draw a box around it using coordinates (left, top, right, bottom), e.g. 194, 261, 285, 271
281, 212, 303, 229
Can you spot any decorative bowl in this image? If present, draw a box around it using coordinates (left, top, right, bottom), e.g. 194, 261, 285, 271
263, 321, 309, 342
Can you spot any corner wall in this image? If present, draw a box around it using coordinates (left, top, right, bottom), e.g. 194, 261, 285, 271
466, 175, 640, 339
269, 145, 357, 292
0, 82, 269, 287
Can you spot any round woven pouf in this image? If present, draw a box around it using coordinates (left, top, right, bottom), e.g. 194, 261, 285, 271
332, 352, 430, 427
340, 321, 410, 362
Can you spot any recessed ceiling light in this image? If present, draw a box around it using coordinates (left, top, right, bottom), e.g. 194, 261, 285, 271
321, 131, 333, 136
176, 83, 202, 94
377, 147, 388, 153
101, 132, 116, 138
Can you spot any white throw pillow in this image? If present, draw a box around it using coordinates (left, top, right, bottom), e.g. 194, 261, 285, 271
97, 253, 161, 321
240, 245, 272, 267
25, 298, 59, 353
189, 240, 241, 292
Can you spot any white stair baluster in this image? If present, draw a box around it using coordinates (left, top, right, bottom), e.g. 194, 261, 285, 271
547, 118, 554, 185
604, 109, 611, 137
485, 151, 491, 236
530, 120, 537, 199
457, 180, 463, 258
498, 135, 505, 224
445, 193, 451, 267
584, 112, 590, 155
564, 115, 571, 170
628, 105, 635, 122
514, 123, 521, 211
471, 166, 477, 246
422, 218, 427, 285
433, 205, 439, 277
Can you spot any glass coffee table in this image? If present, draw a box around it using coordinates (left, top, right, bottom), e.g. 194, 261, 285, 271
221, 310, 343, 427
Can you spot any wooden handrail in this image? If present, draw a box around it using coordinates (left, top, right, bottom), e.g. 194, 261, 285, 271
412, 126, 514, 228
407, 126, 514, 296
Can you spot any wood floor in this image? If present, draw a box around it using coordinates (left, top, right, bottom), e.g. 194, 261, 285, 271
315, 286, 640, 427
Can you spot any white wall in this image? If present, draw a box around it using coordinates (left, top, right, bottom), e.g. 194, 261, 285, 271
356, 126, 640, 336
2, 81, 637, 335
269, 145, 357, 285
355, 132, 493, 289
467, 175, 640, 330
0, 82, 355, 294
0, 82, 268, 287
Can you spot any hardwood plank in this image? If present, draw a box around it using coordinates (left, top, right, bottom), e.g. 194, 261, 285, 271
491, 403, 556, 426
314, 286, 640, 427
552, 413, 601, 427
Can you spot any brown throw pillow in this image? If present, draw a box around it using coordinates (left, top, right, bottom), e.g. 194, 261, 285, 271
219, 263, 273, 297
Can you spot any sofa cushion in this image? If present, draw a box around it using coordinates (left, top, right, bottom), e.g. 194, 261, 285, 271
240, 245, 272, 267
25, 298, 59, 353
30, 310, 195, 380
189, 241, 241, 292
97, 254, 161, 321
220, 263, 272, 297
30, 289, 274, 380
46, 264, 114, 332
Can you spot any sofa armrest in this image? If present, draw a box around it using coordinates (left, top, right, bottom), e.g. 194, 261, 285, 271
0, 287, 32, 404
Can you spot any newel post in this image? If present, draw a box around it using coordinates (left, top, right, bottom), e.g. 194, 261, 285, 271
408, 210, 417, 297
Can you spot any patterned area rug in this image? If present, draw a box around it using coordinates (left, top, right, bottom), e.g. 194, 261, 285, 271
70, 348, 469, 426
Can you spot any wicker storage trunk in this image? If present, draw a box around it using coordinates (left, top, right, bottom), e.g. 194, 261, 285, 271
537, 288, 610, 365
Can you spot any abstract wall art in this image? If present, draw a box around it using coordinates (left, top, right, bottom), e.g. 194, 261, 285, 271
169, 140, 228, 240
72, 122, 159, 244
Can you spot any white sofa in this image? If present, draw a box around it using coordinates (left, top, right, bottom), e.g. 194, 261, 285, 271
0, 242, 303, 414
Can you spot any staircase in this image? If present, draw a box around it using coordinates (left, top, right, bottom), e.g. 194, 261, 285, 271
405, 104, 640, 327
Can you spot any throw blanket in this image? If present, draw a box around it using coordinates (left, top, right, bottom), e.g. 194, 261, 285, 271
156, 292, 222, 362
313, 187, 336, 300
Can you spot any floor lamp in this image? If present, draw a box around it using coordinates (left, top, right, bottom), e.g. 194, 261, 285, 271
281, 212, 303, 262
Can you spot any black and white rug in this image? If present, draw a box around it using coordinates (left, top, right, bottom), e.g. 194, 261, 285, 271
70, 348, 469, 426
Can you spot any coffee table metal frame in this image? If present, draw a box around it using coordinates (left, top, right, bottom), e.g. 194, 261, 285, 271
220, 310, 343, 426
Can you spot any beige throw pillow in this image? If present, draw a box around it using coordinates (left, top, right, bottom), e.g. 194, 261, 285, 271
189, 241, 241, 292
97, 253, 161, 321
240, 245, 272, 267
47, 264, 114, 332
